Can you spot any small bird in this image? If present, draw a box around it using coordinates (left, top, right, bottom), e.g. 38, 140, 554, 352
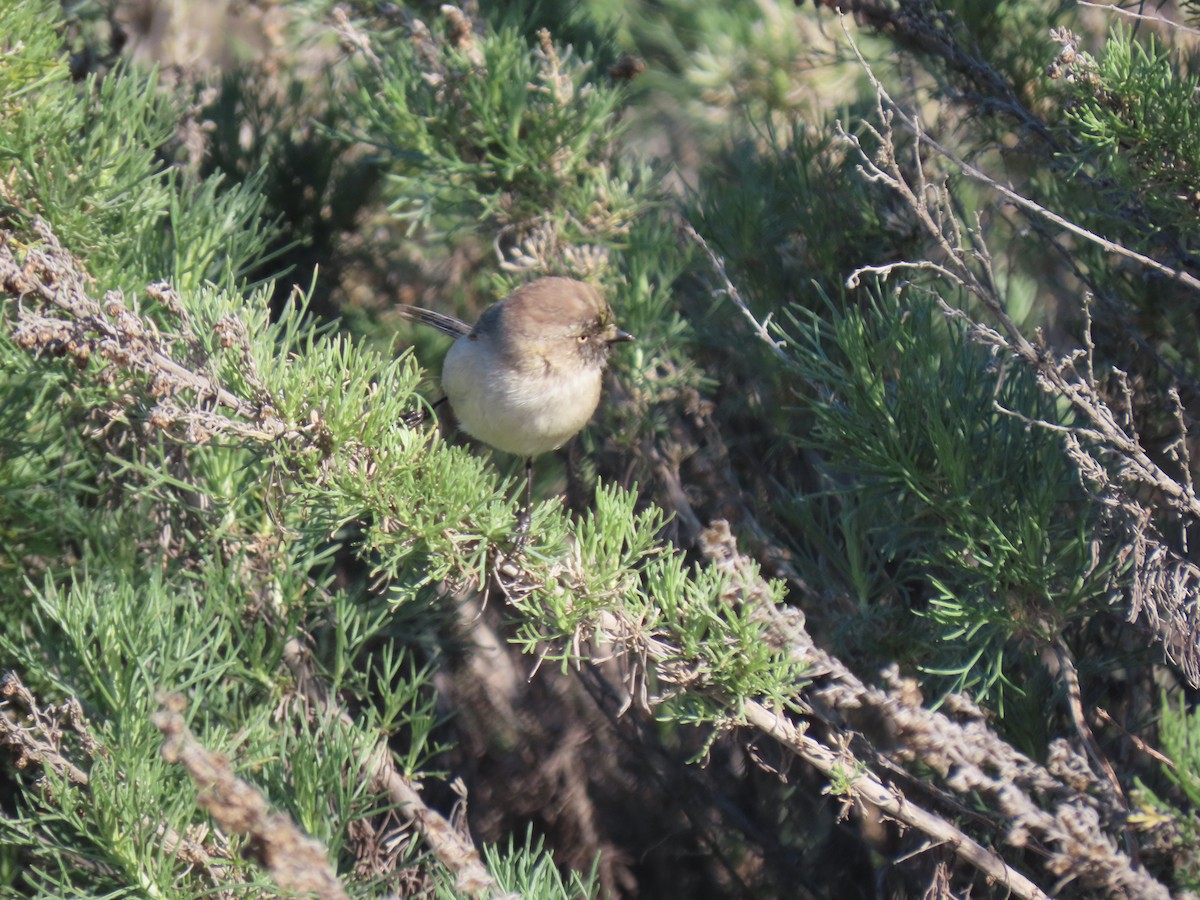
401, 277, 633, 533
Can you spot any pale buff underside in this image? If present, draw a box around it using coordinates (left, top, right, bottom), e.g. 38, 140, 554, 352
441, 333, 603, 458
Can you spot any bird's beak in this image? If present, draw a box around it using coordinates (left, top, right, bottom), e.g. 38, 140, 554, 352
610, 329, 634, 344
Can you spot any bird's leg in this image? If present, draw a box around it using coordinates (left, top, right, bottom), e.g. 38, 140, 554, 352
498, 458, 536, 563
514, 456, 534, 542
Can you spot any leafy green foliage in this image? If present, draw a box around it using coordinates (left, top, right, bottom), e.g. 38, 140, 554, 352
0, 1, 274, 294
777, 285, 1113, 707
473, 831, 600, 899
6, 0, 1200, 895
349, 16, 632, 244
1056, 26, 1200, 239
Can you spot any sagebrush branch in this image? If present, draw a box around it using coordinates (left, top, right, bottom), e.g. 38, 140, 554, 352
0, 671, 91, 786
0, 220, 306, 445
155, 695, 350, 900
490, 518, 1168, 898
281, 639, 502, 898
697, 522, 1168, 899
838, 42, 1200, 684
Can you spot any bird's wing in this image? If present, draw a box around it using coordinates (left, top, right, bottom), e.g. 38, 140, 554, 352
397, 305, 472, 338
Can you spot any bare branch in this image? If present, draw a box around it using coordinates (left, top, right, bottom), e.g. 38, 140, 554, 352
697, 523, 1170, 899
1, 221, 310, 446
155, 695, 351, 900
1078, 0, 1200, 40
740, 700, 1051, 900
281, 639, 504, 898
0, 671, 91, 786
683, 221, 790, 361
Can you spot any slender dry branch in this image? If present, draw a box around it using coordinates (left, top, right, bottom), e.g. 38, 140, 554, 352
0, 220, 310, 446
840, 17, 1200, 294
683, 221, 789, 361
155, 695, 350, 900
821, 0, 1055, 145
836, 31, 1200, 681
828, 0, 1200, 275
1078, 0, 1200, 40
0, 671, 91, 786
914, 134, 1200, 294
281, 639, 504, 898
739, 700, 1051, 900
695, 523, 1170, 899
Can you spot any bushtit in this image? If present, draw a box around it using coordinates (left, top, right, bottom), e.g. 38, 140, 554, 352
401, 277, 633, 529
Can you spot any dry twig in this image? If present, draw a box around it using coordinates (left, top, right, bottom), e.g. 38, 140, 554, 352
155, 695, 350, 900
0, 671, 93, 787
697, 523, 1168, 899
281, 639, 505, 898
1, 220, 307, 446
835, 32, 1200, 684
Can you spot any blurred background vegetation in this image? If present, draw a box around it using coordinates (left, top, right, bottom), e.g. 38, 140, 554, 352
5, 0, 1200, 896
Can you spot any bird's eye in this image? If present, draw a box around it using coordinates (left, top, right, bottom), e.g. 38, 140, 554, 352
578, 334, 589, 343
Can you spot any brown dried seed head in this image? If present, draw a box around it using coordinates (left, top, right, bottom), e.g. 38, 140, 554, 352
608, 54, 646, 81
103, 293, 126, 317
148, 407, 174, 429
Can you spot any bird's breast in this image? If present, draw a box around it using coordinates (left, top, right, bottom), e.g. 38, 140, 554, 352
441, 336, 604, 458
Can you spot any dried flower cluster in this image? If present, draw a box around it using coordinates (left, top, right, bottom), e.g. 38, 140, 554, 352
2, 220, 305, 446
